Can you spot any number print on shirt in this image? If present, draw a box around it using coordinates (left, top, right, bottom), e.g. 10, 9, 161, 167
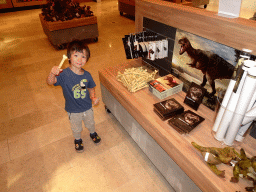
72, 79, 88, 99
74, 89, 86, 99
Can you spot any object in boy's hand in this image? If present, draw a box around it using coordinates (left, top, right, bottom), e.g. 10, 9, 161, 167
59, 55, 68, 69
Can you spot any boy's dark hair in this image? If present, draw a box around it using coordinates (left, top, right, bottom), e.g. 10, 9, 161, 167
67, 40, 90, 63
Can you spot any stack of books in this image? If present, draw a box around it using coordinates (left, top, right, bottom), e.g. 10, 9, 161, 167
153, 98, 184, 121
168, 110, 205, 134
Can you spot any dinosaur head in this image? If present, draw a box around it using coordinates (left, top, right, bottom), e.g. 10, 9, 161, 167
178, 37, 191, 55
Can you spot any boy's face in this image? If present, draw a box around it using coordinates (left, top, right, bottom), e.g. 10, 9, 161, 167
69, 50, 87, 69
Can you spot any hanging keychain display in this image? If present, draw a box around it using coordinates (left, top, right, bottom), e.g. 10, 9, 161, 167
122, 31, 168, 61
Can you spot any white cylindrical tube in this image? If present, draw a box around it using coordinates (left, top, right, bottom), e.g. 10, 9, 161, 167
214, 60, 256, 141
224, 67, 256, 146
235, 91, 256, 141
246, 90, 256, 111
214, 70, 247, 141
212, 80, 236, 132
235, 122, 251, 142
242, 104, 256, 125
214, 92, 241, 141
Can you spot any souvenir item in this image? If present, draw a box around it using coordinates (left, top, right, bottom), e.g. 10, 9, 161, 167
215, 60, 256, 143
148, 74, 183, 100
153, 98, 184, 120
116, 67, 158, 93
184, 82, 206, 110
168, 110, 205, 134
162, 39, 168, 58
148, 41, 156, 61
122, 31, 169, 61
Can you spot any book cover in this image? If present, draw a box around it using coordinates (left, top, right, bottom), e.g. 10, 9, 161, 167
148, 79, 167, 92
168, 110, 205, 134
148, 74, 183, 100
153, 98, 184, 117
184, 82, 206, 110
149, 74, 180, 92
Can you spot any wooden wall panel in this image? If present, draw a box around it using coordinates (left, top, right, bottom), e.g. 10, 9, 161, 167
135, 0, 256, 55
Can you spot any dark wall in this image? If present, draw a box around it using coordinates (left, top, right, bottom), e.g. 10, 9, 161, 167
143, 17, 177, 76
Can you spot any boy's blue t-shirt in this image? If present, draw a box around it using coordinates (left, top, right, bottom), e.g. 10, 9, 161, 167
54, 67, 96, 113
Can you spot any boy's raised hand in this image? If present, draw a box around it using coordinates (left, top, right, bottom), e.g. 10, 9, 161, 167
51, 66, 63, 76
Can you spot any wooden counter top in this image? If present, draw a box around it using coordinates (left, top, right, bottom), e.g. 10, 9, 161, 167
99, 60, 256, 192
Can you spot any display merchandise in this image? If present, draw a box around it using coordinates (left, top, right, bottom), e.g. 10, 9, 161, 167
224, 66, 256, 146
214, 60, 256, 145
184, 82, 206, 110
192, 142, 256, 191
212, 51, 251, 132
153, 98, 184, 121
168, 110, 205, 134
122, 31, 168, 61
116, 66, 158, 93
148, 74, 183, 100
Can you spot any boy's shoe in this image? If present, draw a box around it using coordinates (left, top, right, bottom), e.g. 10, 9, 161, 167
90, 132, 101, 143
74, 139, 84, 152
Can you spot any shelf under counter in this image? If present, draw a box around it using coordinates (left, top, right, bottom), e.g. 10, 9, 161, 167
99, 60, 256, 192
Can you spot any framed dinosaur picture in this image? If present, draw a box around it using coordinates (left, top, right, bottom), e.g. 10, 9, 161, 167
172, 29, 243, 110
173, 29, 237, 96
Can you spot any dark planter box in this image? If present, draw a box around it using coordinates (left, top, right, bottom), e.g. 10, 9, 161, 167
39, 14, 99, 49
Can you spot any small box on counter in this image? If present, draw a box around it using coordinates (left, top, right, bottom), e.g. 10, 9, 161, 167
184, 82, 206, 110
153, 98, 184, 121
148, 74, 183, 100
168, 110, 205, 134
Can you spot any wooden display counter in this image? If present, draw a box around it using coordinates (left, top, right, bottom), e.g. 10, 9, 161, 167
165, 0, 209, 8
182, 0, 209, 8
100, 1, 256, 191
99, 60, 256, 192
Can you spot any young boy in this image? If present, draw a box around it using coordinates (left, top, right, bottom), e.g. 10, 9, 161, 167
47, 40, 101, 153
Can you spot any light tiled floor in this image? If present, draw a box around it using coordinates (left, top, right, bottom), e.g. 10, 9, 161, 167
0, 0, 175, 191
0, 0, 255, 191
